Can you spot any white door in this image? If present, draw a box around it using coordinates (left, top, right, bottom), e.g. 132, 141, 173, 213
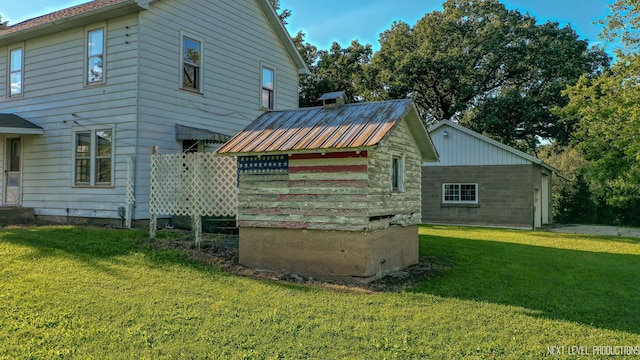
534, 188, 542, 229
4, 138, 21, 206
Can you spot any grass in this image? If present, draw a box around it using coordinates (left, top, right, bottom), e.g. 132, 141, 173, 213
0, 224, 639, 359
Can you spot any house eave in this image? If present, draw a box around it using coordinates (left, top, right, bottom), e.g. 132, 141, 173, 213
217, 146, 374, 157
255, 0, 309, 75
0, 0, 145, 46
0, 127, 44, 135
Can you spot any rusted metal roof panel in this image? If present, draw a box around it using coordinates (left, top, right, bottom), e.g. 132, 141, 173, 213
217, 99, 415, 155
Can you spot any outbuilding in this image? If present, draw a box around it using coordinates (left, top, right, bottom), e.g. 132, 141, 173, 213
217, 93, 438, 281
423, 120, 555, 229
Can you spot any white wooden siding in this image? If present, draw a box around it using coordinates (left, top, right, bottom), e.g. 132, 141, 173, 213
133, 0, 300, 217
0, 14, 140, 218
424, 125, 531, 166
1, 0, 301, 220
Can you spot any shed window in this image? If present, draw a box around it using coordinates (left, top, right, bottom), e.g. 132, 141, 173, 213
261, 66, 275, 109
391, 155, 405, 192
87, 28, 105, 84
74, 129, 113, 186
9, 47, 23, 96
443, 183, 478, 203
182, 35, 202, 91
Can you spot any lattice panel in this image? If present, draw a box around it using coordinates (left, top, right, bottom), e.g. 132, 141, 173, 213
150, 152, 238, 217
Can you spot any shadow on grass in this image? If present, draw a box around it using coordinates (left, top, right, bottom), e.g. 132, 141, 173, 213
0, 226, 193, 273
412, 234, 640, 334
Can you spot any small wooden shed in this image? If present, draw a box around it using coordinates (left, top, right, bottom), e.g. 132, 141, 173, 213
217, 94, 438, 281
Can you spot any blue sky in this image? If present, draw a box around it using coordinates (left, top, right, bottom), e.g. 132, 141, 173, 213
3, 0, 613, 51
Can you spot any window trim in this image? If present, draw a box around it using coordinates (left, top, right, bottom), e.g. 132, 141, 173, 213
442, 183, 478, 204
85, 24, 106, 86
8, 45, 24, 97
73, 127, 114, 187
260, 64, 275, 110
391, 154, 405, 193
180, 31, 204, 93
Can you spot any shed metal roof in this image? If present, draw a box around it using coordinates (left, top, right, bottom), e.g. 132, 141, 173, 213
217, 99, 439, 161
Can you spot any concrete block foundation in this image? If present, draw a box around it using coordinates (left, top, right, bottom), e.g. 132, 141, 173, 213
239, 225, 419, 282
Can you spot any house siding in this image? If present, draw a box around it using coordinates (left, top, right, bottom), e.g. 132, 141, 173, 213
0, 14, 140, 218
422, 164, 537, 228
1, 0, 301, 221
133, 0, 300, 217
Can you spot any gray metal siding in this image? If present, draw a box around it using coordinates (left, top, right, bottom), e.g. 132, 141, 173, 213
425, 126, 530, 166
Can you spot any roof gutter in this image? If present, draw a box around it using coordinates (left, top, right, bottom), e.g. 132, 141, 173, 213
0, 0, 145, 46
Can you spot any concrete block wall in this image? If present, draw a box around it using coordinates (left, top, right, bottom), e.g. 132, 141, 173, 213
422, 164, 536, 228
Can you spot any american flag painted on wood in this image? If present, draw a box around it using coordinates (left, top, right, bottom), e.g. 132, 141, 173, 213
237, 151, 371, 231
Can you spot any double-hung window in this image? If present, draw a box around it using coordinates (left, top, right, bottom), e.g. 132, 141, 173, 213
181, 34, 202, 92
86, 27, 105, 84
443, 183, 478, 203
261, 66, 275, 109
74, 129, 113, 186
9, 46, 23, 96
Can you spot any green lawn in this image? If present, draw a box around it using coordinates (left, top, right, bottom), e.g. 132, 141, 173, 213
1, 225, 639, 359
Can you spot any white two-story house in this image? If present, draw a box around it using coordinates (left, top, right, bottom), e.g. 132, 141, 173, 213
0, 0, 307, 224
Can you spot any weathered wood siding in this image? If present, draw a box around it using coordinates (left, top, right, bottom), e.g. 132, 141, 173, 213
425, 125, 531, 166
238, 151, 370, 231
0, 14, 140, 218
237, 119, 424, 231
134, 0, 301, 217
368, 119, 423, 227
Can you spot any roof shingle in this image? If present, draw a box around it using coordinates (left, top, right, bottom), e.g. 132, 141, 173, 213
0, 0, 131, 36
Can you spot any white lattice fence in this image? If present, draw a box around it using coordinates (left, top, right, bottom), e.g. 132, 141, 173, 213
149, 150, 237, 242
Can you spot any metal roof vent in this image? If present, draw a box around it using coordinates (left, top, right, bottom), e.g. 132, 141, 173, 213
318, 90, 347, 110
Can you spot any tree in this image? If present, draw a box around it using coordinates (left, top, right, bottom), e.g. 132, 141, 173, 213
553, 0, 640, 226
0, 15, 8, 29
362, 0, 609, 152
267, 0, 292, 25
598, 0, 640, 56
294, 33, 373, 107
556, 56, 640, 225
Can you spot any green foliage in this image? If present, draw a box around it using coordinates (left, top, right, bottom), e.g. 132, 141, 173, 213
0, 15, 7, 29
360, 0, 608, 152
2, 225, 640, 359
558, 55, 640, 225
294, 33, 372, 106
267, 0, 292, 25
598, 0, 640, 56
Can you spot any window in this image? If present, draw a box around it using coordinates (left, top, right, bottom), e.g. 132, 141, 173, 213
443, 183, 478, 203
87, 27, 105, 84
9, 47, 23, 96
391, 155, 405, 192
261, 66, 275, 109
75, 129, 113, 186
181, 35, 202, 91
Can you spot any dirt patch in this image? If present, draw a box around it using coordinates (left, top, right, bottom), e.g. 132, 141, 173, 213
144, 234, 449, 293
